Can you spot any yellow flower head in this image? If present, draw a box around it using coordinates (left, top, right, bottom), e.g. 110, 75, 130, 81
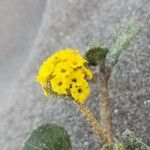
36, 49, 93, 103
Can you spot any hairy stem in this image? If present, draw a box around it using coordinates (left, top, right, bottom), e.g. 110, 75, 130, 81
75, 101, 109, 144
99, 64, 114, 143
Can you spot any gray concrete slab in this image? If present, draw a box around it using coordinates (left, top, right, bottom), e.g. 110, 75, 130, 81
0, 0, 150, 149
0, 0, 46, 99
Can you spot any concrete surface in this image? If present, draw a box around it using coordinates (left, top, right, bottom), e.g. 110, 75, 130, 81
0, 0, 150, 150
0, 0, 46, 103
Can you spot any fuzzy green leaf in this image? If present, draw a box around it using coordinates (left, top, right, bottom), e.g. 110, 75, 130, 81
22, 123, 72, 150
106, 21, 141, 68
121, 130, 146, 150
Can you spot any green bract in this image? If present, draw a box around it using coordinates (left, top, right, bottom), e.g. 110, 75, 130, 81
85, 44, 109, 66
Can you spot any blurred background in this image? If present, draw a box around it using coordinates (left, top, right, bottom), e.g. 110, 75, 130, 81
0, 0, 46, 105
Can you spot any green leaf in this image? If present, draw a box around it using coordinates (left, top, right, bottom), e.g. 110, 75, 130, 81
102, 143, 116, 150
22, 123, 72, 150
106, 21, 141, 68
121, 130, 146, 150
101, 143, 127, 150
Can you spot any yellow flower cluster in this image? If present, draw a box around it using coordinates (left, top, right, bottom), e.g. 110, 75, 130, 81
36, 49, 93, 104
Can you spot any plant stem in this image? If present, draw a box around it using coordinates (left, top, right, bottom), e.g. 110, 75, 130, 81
75, 101, 109, 144
99, 64, 114, 143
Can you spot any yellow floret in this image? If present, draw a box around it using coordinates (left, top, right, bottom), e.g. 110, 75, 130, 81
50, 76, 70, 94
70, 79, 90, 104
82, 66, 93, 79
53, 62, 73, 77
54, 49, 86, 68
69, 56, 86, 68
36, 75, 47, 85
52, 49, 78, 62
69, 70, 85, 85
36, 59, 54, 85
